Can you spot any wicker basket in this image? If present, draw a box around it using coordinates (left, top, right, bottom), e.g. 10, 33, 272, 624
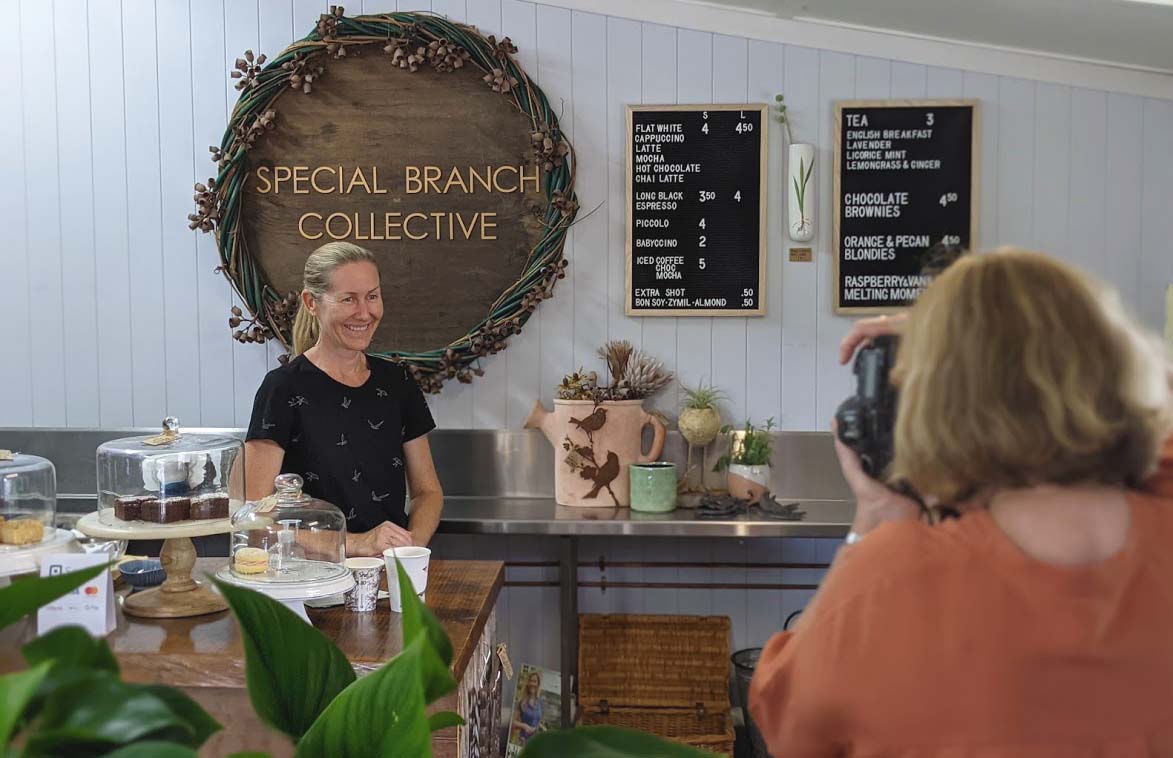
578, 614, 734, 756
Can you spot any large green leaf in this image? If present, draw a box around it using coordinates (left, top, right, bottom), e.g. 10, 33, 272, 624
394, 559, 456, 703
519, 726, 719, 758
0, 661, 51, 746
18, 626, 122, 724
102, 742, 200, 758
0, 563, 110, 629
138, 685, 222, 746
21, 625, 119, 674
427, 711, 464, 733
212, 578, 356, 742
295, 637, 434, 758
395, 558, 453, 667
20, 672, 193, 757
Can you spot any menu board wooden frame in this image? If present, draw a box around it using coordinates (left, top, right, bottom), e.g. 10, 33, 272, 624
625, 103, 768, 317
833, 98, 980, 315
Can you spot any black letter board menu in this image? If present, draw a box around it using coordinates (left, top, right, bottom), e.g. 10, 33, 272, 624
626, 104, 767, 316
833, 99, 979, 314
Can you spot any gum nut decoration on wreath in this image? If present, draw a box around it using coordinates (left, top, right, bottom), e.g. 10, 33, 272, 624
188, 7, 577, 394
526, 341, 672, 508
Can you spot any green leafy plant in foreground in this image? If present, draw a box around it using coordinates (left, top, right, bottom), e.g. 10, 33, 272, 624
2, 562, 718, 757
0, 565, 217, 757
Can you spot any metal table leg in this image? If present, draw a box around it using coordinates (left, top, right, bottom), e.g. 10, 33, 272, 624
559, 535, 578, 728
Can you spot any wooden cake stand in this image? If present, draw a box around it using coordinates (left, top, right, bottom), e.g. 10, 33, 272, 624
75, 512, 231, 618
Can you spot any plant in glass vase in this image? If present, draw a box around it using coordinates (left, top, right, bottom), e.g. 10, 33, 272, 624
677, 381, 726, 493
714, 418, 776, 504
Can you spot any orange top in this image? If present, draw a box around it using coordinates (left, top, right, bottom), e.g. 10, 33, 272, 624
749, 439, 1173, 757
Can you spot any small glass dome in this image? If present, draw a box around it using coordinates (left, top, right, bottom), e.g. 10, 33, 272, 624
0, 453, 56, 548
229, 473, 347, 584
96, 417, 244, 526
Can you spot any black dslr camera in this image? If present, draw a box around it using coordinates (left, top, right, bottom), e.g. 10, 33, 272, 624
834, 335, 899, 477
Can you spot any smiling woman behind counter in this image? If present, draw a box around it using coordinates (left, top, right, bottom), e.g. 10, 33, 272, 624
245, 241, 443, 556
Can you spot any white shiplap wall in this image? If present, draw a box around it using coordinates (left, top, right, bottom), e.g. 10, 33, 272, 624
4, 0, 1173, 430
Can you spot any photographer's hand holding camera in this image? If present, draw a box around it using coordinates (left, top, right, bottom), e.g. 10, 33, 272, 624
749, 249, 1173, 757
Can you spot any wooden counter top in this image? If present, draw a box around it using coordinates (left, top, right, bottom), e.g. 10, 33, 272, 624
1, 558, 503, 757
105, 558, 503, 686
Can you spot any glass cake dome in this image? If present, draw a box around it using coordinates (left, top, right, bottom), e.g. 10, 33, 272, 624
0, 452, 56, 549
96, 417, 244, 527
229, 473, 347, 584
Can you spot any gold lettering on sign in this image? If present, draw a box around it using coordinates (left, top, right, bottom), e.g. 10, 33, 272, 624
299, 212, 323, 240
404, 212, 428, 240
271, 164, 538, 242
311, 166, 336, 194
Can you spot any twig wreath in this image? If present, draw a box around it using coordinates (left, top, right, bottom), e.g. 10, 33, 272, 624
190, 7, 578, 394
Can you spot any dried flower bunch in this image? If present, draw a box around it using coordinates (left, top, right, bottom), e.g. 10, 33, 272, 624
188, 179, 219, 232
531, 126, 571, 172
229, 305, 275, 345
426, 38, 470, 72
318, 6, 353, 58
233, 109, 277, 150
231, 50, 268, 91
483, 66, 519, 94
487, 35, 519, 58
282, 54, 326, 94
385, 38, 425, 72
555, 341, 673, 402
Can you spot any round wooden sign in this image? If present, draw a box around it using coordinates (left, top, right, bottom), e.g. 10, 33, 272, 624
192, 11, 577, 392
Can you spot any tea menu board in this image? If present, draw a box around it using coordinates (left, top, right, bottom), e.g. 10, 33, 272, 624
625, 104, 767, 316
833, 99, 979, 314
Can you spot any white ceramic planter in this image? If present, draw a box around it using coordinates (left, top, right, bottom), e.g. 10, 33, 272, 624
727, 463, 769, 504
787, 143, 815, 242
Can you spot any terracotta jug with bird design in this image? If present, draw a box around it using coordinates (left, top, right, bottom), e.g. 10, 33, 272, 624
525, 399, 667, 507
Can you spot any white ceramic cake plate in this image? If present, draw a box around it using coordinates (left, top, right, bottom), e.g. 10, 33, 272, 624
0, 528, 82, 578
214, 564, 355, 624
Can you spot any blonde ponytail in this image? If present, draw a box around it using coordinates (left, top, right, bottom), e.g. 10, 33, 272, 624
288, 241, 378, 357
291, 300, 320, 357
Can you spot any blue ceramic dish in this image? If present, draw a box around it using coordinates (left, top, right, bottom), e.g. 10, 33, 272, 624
119, 559, 165, 588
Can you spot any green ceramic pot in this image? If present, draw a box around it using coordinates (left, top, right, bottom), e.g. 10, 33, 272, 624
629, 462, 677, 512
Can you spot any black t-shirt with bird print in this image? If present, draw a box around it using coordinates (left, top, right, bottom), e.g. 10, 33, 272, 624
246, 354, 435, 532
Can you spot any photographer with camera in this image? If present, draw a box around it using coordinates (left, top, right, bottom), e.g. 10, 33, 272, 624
749, 248, 1173, 756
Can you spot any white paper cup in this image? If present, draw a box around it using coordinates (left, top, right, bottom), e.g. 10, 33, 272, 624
383, 546, 430, 612
343, 557, 383, 612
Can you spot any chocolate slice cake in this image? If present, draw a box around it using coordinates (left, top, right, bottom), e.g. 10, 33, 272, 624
190, 493, 229, 520
113, 495, 153, 521
141, 497, 191, 523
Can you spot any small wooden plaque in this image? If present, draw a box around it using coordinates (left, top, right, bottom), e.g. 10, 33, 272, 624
788, 247, 812, 263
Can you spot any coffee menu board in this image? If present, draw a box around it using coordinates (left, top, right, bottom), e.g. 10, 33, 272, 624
833, 99, 979, 314
626, 104, 767, 316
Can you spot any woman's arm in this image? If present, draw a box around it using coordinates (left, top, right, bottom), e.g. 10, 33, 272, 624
404, 435, 444, 547
244, 439, 285, 500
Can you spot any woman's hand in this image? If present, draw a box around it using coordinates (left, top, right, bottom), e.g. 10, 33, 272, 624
839, 313, 908, 365
348, 521, 414, 557
833, 424, 921, 536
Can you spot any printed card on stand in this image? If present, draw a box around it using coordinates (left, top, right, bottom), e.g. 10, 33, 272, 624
37, 552, 116, 637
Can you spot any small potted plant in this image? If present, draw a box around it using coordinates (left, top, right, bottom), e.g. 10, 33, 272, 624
679, 382, 725, 448
714, 418, 775, 503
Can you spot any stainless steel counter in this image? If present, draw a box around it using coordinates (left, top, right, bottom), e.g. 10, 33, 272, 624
3, 425, 852, 727
437, 497, 854, 537
2, 427, 856, 535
